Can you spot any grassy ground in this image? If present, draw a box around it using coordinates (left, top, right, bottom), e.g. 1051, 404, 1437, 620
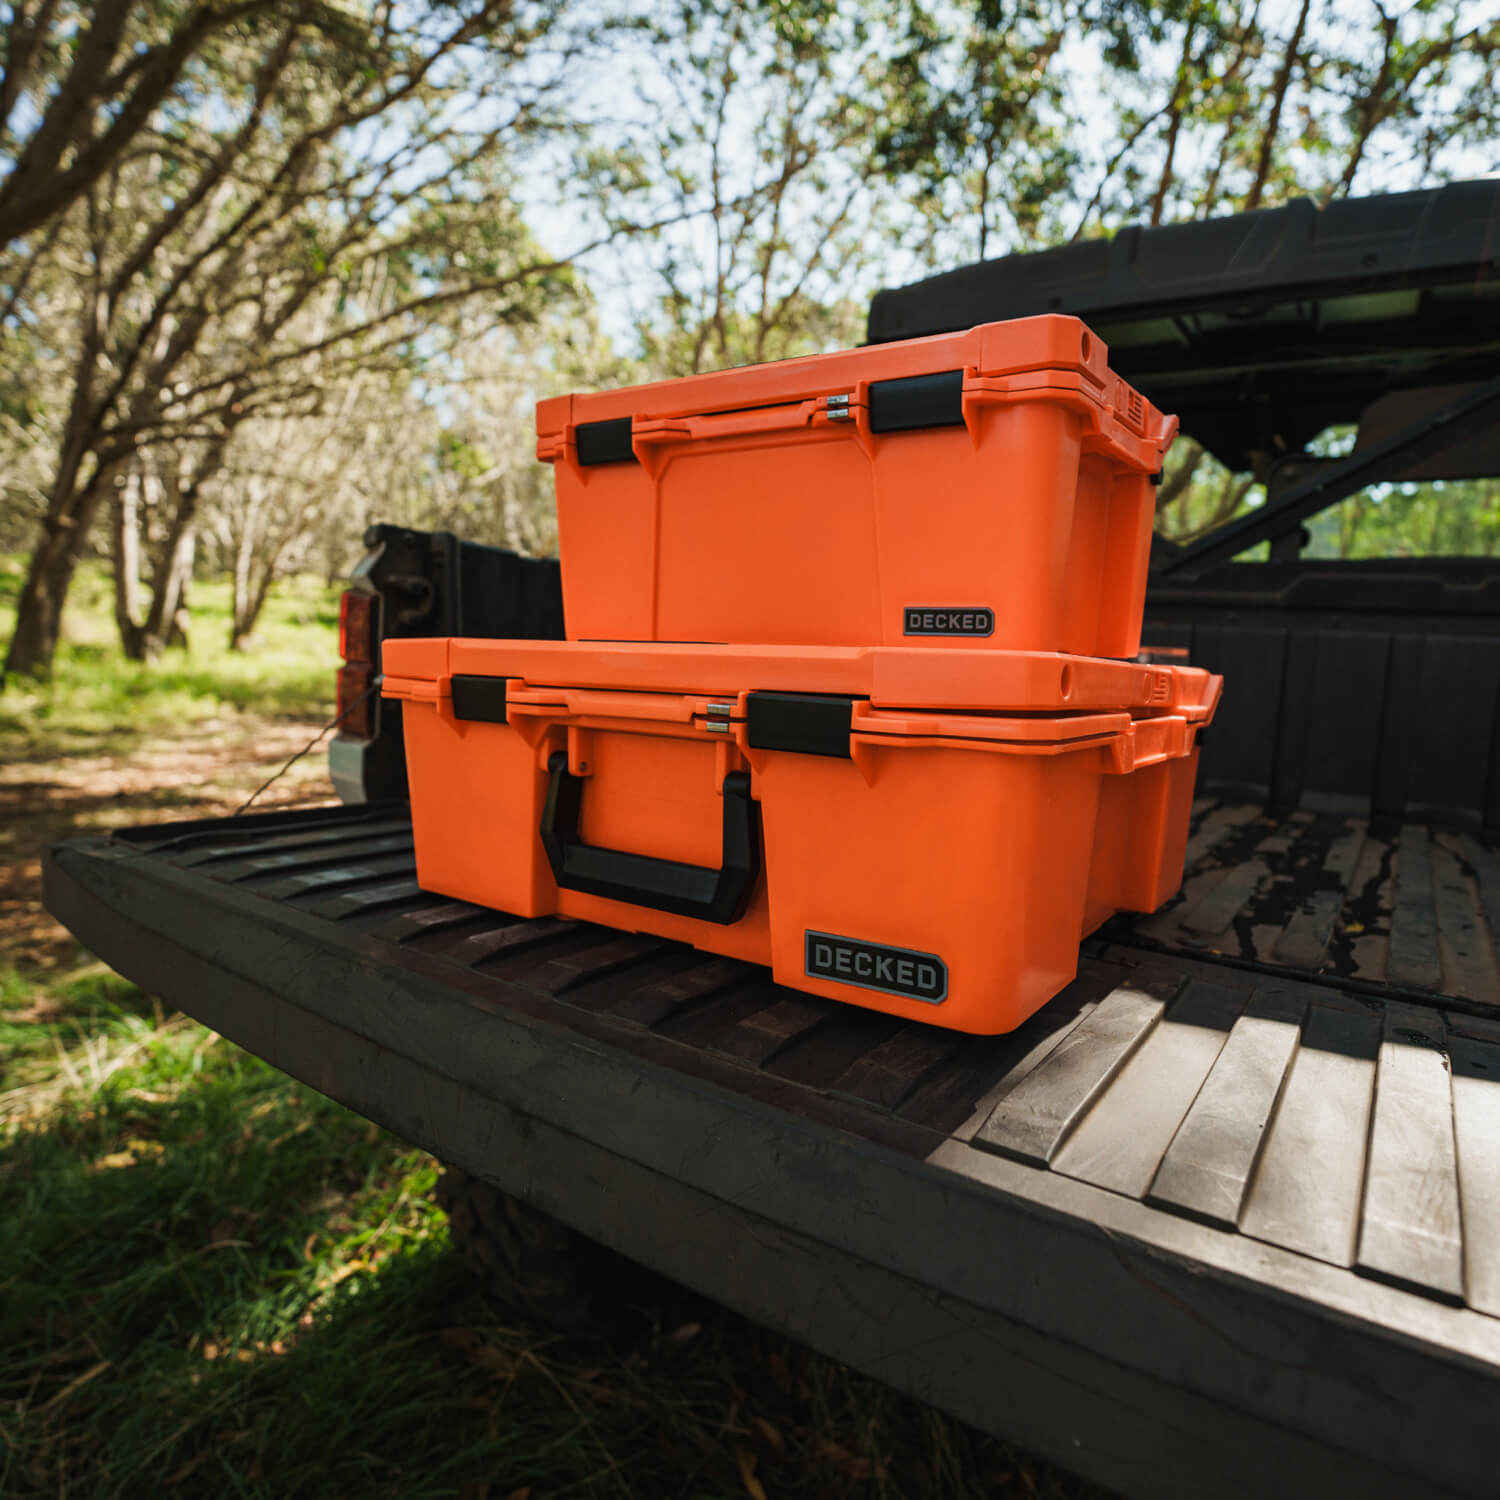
0, 555, 339, 759
0, 562, 1109, 1500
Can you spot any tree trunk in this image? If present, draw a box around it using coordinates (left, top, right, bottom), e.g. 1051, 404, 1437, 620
3, 461, 111, 678
1245, 0, 1312, 211
1154, 440, 1205, 517
3, 528, 78, 679
167, 533, 194, 650
1149, 10, 1200, 227
229, 500, 257, 651
2, 363, 108, 678
233, 495, 302, 650
232, 571, 271, 651
232, 544, 286, 651
140, 520, 196, 657
139, 432, 228, 655
113, 464, 146, 658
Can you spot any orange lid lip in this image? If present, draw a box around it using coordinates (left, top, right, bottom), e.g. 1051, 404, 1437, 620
383, 637, 1219, 721
537, 315, 1134, 430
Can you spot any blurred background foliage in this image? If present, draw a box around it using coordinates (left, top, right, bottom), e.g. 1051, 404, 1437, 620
2, 0, 1499, 676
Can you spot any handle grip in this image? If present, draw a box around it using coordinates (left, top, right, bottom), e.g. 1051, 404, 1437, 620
539, 751, 760, 924
631, 400, 820, 447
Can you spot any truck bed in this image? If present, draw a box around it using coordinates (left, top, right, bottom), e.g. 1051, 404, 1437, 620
44, 800, 1500, 1500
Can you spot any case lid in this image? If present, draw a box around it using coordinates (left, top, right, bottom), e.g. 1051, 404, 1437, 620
382, 637, 1219, 721
535, 315, 1174, 470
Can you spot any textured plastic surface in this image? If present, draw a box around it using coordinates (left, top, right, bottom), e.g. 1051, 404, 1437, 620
535, 316, 1175, 660
1144, 559, 1500, 830
870, 182, 1500, 344
385, 640, 1218, 1034
868, 181, 1500, 473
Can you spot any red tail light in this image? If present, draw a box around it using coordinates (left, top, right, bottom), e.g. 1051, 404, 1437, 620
337, 663, 376, 739
337, 590, 379, 739
339, 590, 376, 664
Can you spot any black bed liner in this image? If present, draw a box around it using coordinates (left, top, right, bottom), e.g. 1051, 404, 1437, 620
1108, 797, 1500, 1008
43, 799, 1500, 1500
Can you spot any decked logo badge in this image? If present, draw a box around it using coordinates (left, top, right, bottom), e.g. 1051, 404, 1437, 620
903, 606, 994, 637
805, 931, 948, 1004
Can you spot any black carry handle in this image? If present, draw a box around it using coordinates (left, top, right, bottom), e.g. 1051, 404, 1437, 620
540, 751, 761, 924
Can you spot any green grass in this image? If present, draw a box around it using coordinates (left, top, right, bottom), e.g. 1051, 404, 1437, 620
0, 555, 340, 758
0, 962, 1084, 1500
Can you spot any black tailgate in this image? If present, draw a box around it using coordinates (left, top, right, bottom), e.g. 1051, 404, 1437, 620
43, 801, 1500, 1500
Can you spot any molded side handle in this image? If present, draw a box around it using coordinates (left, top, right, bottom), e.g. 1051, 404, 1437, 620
539, 751, 760, 925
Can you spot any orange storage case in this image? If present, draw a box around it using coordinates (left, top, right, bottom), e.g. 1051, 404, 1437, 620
384, 639, 1219, 1035
536, 316, 1176, 661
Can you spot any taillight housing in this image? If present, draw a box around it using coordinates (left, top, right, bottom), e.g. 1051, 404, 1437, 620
336, 664, 375, 739
339, 590, 377, 663
336, 590, 379, 739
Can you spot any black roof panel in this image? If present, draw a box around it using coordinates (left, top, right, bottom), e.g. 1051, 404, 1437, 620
868, 181, 1500, 471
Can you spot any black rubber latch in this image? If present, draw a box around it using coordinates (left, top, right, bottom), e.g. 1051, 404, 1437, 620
1149, 470, 1164, 486
746, 693, 858, 757
868, 369, 965, 434
451, 676, 508, 724
575, 417, 637, 465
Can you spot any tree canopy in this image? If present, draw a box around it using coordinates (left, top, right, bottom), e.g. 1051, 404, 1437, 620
2, 0, 1498, 671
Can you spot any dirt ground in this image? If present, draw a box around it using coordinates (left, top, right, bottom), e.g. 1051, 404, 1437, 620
0, 715, 338, 974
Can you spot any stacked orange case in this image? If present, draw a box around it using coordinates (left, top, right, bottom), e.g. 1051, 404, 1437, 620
536, 315, 1176, 659
387, 316, 1221, 1034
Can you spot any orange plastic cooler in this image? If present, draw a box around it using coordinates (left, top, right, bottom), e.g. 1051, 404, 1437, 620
536, 316, 1176, 660
383, 639, 1220, 1035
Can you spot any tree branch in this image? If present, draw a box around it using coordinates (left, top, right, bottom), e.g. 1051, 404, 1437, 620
0, 0, 274, 246
1245, 0, 1311, 210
